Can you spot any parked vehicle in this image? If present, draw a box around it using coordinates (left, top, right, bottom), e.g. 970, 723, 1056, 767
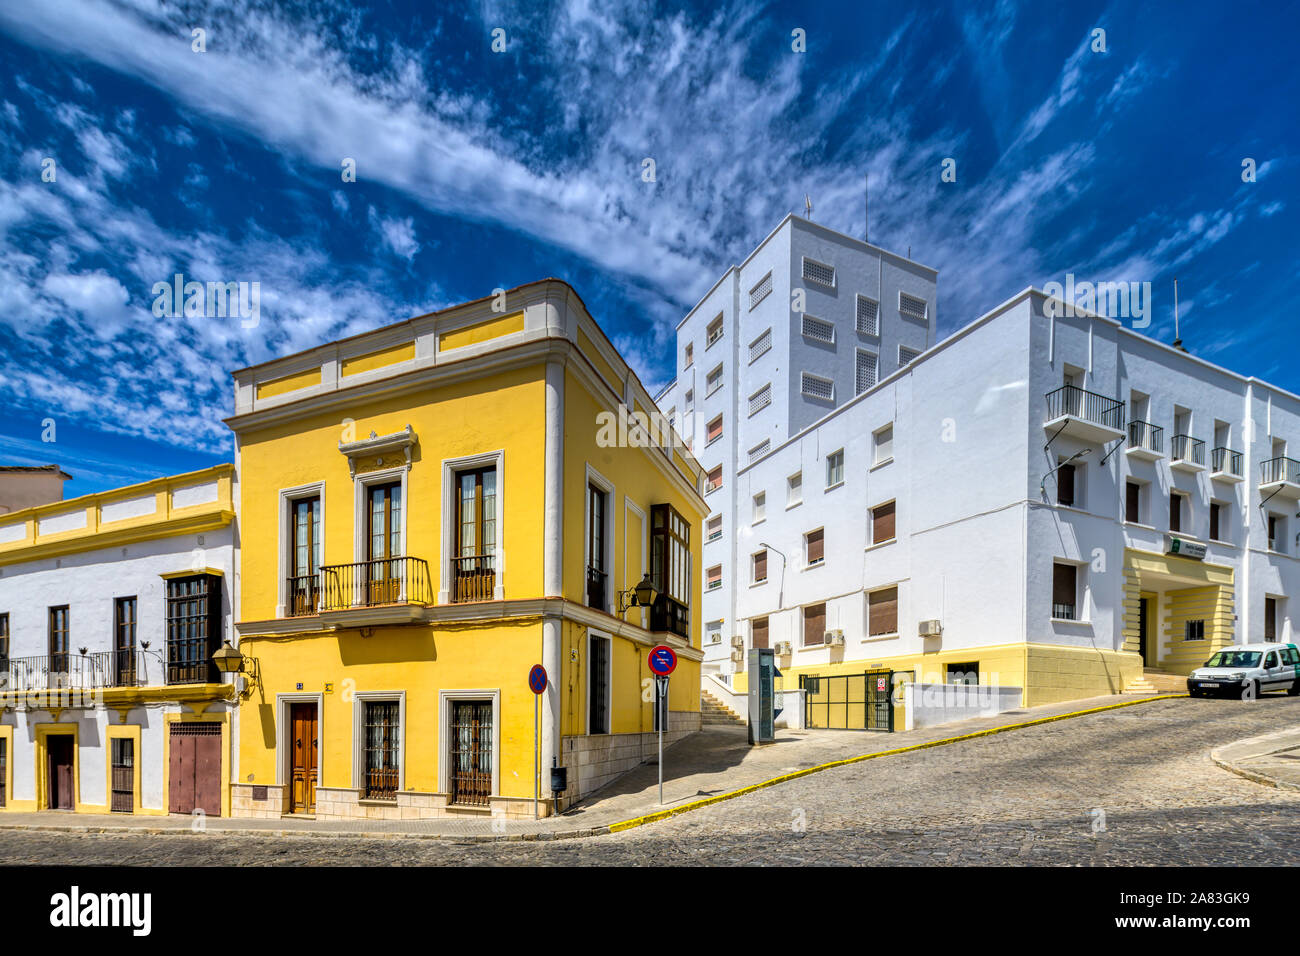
1187, 644, 1300, 699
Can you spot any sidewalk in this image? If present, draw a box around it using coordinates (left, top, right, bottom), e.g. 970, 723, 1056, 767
1212, 726, 1300, 791
0, 692, 1181, 842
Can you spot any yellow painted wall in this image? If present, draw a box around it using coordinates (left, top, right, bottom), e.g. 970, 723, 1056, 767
439, 311, 524, 351
1160, 585, 1234, 672
341, 341, 416, 377
256, 366, 322, 400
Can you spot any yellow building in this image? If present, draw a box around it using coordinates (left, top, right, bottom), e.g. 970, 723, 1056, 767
227, 280, 707, 820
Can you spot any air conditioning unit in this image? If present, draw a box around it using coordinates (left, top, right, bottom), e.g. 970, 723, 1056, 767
730, 634, 745, 648
775, 641, 793, 656
825, 630, 845, 646
919, 619, 943, 638
730, 649, 745, 662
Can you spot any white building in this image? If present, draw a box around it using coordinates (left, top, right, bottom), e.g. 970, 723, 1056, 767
654, 214, 937, 675
717, 286, 1300, 717
0, 465, 236, 816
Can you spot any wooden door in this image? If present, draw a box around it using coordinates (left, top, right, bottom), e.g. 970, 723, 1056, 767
1138, 598, 1149, 664
289, 703, 318, 813
367, 483, 402, 605
47, 735, 74, 810
168, 723, 222, 816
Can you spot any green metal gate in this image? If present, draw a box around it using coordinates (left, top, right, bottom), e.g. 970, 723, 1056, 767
801, 670, 894, 731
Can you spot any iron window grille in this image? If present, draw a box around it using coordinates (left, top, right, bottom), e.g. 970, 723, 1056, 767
802, 257, 835, 287
749, 272, 773, 310
801, 315, 835, 343
856, 295, 879, 335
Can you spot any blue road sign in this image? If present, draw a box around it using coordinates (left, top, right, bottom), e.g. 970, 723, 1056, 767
528, 664, 548, 694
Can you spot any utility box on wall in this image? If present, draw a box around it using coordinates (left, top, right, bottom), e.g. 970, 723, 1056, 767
747, 647, 778, 744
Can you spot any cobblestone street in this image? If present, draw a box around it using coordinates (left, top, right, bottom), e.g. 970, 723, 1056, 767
4, 696, 1299, 865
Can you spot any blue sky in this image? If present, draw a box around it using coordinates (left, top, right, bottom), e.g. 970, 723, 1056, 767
0, 0, 1296, 496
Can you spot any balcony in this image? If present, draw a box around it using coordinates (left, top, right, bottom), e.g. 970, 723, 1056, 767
1043, 385, 1124, 444
1260, 456, 1300, 501
314, 556, 435, 624
650, 594, 690, 639
450, 553, 496, 604
1170, 435, 1206, 474
1, 650, 159, 692
1125, 421, 1164, 462
1211, 446, 1244, 483
586, 565, 608, 612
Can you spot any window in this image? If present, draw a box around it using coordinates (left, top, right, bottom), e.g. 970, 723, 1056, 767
363, 700, 401, 800
683, 342, 693, 369
855, 349, 878, 395
749, 272, 773, 309
826, 449, 845, 488
801, 372, 833, 402
1265, 597, 1278, 642
752, 492, 766, 523
1184, 619, 1205, 641
707, 623, 723, 645
1209, 501, 1224, 541
1169, 492, 1183, 533
706, 364, 723, 396
165, 575, 222, 684
367, 481, 403, 609
448, 699, 491, 807
856, 295, 879, 335
748, 383, 772, 416
650, 504, 691, 637
1125, 481, 1141, 523
706, 414, 723, 446
588, 634, 610, 734
706, 514, 722, 541
110, 737, 134, 813
0, 613, 8, 671
801, 315, 834, 343
946, 662, 979, 685
1268, 513, 1285, 552
788, 472, 803, 507
899, 345, 922, 366
289, 494, 321, 615
748, 439, 770, 463
114, 596, 138, 686
752, 616, 769, 649
869, 587, 898, 636
587, 483, 609, 611
667, 407, 677, 431
752, 549, 768, 584
453, 467, 497, 603
803, 602, 826, 646
874, 424, 893, 464
802, 257, 835, 287
749, 328, 772, 363
706, 315, 724, 348
706, 565, 722, 591
1052, 563, 1077, 620
706, 465, 722, 493
48, 605, 69, 675
871, 501, 896, 545
805, 528, 824, 566
899, 292, 928, 321
1056, 461, 1076, 507
684, 389, 694, 414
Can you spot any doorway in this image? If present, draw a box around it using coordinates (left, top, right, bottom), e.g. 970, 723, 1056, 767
168, 722, 222, 815
1138, 597, 1150, 665
46, 734, 74, 810
289, 702, 318, 813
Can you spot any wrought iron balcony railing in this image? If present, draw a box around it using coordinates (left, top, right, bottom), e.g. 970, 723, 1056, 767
320, 556, 434, 611
650, 594, 690, 639
1, 650, 156, 691
1045, 385, 1124, 431
586, 566, 608, 612
1211, 446, 1243, 477
1127, 420, 1163, 454
1261, 456, 1300, 486
450, 553, 496, 604
1171, 434, 1205, 467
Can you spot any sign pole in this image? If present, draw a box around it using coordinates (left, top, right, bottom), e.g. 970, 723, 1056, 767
534, 691, 539, 820
658, 678, 665, 805
646, 645, 677, 807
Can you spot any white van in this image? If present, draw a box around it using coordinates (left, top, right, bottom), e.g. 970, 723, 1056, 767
1187, 643, 1300, 699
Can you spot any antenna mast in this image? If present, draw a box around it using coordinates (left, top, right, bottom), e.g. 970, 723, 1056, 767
1173, 277, 1183, 350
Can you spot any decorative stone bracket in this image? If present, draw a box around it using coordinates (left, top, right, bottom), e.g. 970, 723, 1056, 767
339, 425, 417, 477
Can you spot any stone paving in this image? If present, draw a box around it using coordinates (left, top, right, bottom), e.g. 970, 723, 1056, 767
0, 694, 1297, 864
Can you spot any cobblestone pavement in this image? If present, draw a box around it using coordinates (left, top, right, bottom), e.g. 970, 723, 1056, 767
2, 696, 1297, 865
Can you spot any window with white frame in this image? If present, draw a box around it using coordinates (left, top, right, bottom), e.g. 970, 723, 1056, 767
706, 364, 723, 396
683, 342, 693, 369
706, 465, 722, 494
706, 564, 722, 591
788, 472, 803, 507
684, 389, 694, 414
802, 257, 835, 288
706, 314, 724, 348
873, 424, 893, 464
899, 292, 928, 321
801, 372, 833, 402
752, 491, 766, 523
801, 315, 834, 343
706, 514, 722, 542
855, 349, 878, 395
752, 548, 768, 584
826, 449, 844, 488
749, 328, 772, 363
706, 414, 723, 446
748, 439, 770, 463
856, 295, 879, 335
748, 383, 772, 416
899, 345, 922, 367
749, 272, 773, 310
805, 527, 824, 566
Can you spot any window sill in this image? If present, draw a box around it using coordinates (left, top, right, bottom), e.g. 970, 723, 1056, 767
825, 480, 845, 493
802, 560, 825, 572
865, 538, 896, 552
1050, 617, 1092, 626
751, 517, 766, 527
706, 435, 722, 449
869, 457, 893, 472
706, 535, 723, 545
800, 643, 825, 651
750, 579, 768, 588
786, 500, 803, 511
1123, 521, 1156, 531
706, 386, 723, 399
864, 632, 899, 642
706, 586, 723, 594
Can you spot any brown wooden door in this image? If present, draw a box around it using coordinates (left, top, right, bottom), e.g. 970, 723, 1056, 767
168, 723, 222, 816
46, 735, 74, 810
289, 703, 318, 813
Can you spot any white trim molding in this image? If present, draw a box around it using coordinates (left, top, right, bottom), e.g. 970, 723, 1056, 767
276, 481, 326, 618
438, 449, 506, 603
437, 688, 502, 798
351, 690, 407, 795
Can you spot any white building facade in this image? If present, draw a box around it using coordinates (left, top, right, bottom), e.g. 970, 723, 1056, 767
722, 288, 1300, 713
0, 466, 236, 816
654, 214, 937, 675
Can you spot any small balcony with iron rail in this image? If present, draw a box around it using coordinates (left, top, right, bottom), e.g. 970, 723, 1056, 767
586, 565, 609, 612
303, 555, 436, 625
1044, 385, 1125, 445
1170, 435, 1206, 474
1211, 446, 1244, 483
1260, 456, 1300, 502
1125, 420, 1163, 462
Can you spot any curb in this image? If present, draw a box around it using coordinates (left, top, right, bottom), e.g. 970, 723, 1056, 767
1211, 734, 1300, 793
0, 694, 1184, 843
607, 693, 1187, 833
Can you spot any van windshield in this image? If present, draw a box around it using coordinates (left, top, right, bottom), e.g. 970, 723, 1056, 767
1205, 651, 1261, 668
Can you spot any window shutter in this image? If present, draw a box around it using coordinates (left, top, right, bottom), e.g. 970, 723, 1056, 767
1209, 503, 1220, 541
1170, 494, 1181, 532
1125, 481, 1139, 523
803, 603, 826, 645
752, 617, 769, 649
1053, 564, 1076, 608
869, 587, 898, 635
753, 550, 767, 582
1057, 463, 1075, 506
807, 528, 824, 563
872, 501, 896, 544
1265, 598, 1277, 641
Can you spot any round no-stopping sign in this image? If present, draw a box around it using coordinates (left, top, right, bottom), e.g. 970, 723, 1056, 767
528, 664, 548, 694
648, 644, 678, 676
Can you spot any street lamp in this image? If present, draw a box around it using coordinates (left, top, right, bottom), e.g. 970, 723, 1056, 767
212, 640, 259, 698
617, 573, 658, 614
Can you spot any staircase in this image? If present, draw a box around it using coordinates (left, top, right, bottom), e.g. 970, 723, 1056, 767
1124, 668, 1187, 695
701, 689, 746, 727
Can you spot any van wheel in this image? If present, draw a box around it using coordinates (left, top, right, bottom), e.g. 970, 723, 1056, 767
1242, 680, 1260, 701
1288, 680, 1300, 697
